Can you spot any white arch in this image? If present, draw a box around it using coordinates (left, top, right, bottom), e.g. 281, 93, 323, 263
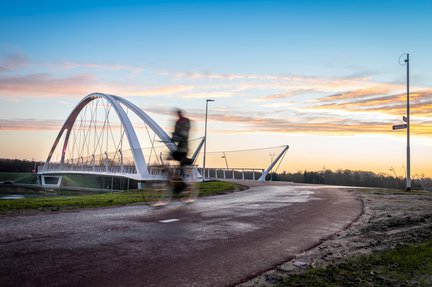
110, 94, 177, 152
45, 92, 175, 178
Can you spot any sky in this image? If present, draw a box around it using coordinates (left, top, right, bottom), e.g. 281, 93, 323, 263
0, 0, 431, 177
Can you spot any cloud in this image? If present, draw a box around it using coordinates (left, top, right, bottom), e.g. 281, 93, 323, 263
0, 73, 96, 97
61, 61, 143, 74
4, 103, 432, 136
209, 112, 394, 134
175, 71, 263, 81
211, 112, 432, 136
0, 119, 63, 131
163, 106, 431, 136
0, 54, 194, 97
118, 85, 194, 97
312, 89, 432, 116
260, 102, 294, 108
316, 94, 401, 109
173, 71, 418, 108
0, 52, 28, 72
181, 91, 234, 99
0, 72, 194, 98
252, 89, 317, 102
315, 87, 392, 102
175, 71, 382, 91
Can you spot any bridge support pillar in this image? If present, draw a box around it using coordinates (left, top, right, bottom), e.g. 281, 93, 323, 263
40, 175, 63, 188
138, 181, 145, 189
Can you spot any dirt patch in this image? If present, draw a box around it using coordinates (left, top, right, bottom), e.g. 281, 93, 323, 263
238, 188, 432, 286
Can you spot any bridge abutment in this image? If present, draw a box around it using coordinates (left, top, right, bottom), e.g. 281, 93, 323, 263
39, 175, 63, 188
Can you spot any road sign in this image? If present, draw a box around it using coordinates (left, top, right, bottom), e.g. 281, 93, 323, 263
403, 116, 407, 122
392, 124, 407, 130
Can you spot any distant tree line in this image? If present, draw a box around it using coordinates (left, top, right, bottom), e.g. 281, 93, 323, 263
0, 158, 44, 173
270, 169, 432, 190
1, 158, 430, 191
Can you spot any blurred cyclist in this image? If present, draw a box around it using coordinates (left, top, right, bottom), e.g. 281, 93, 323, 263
171, 109, 192, 166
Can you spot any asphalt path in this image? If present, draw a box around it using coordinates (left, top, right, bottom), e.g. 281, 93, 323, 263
0, 182, 362, 287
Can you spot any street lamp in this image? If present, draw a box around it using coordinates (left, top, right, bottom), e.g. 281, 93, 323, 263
393, 53, 411, 191
405, 54, 411, 191
202, 99, 215, 181
222, 152, 229, 169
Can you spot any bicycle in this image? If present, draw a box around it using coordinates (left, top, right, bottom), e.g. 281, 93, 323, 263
143, 161, 199, 207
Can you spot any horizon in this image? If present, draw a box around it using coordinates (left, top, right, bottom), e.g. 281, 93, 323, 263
0, 0, 431, 177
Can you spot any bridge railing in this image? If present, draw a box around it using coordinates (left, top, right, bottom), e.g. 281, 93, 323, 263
39, 163, 138, 175
38, 162, 199, 179
39, 163, 263, 182
200, 168, 264, 181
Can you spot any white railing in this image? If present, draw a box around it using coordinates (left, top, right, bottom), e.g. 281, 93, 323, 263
39, 163, 138, 175
200, 168, 264, 181
39, 163, 198, 179
39, 163, 264, 182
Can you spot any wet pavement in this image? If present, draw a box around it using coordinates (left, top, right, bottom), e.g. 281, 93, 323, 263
0, 183, 362, 287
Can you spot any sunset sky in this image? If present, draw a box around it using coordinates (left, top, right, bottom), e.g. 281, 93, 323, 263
1, 0, 431, 177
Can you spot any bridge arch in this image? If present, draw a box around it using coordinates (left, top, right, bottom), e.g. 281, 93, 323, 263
41, 93, 177, 183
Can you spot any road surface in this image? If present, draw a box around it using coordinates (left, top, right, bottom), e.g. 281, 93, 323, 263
0, 182, 362, 287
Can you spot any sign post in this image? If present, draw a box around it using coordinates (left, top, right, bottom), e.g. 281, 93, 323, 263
406, 54, 411, 191
392, 124, 407, 130
393, 53, 411, 191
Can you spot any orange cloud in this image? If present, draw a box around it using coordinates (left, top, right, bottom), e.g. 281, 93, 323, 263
117, 85, 194, 97
252, 89, 316, 102
313, 89, 432, 116
0, 73, 95, 97
0, 72, 194, 98
4, 104, 432, 136
188, 108, 432, 136
0, 119, 63, 131
316, 87, 391, 102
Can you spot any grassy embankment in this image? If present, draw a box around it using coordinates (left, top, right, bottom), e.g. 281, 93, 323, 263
280, 240, 432, 287
0, 172, 36, 184
0, 181, 245, 214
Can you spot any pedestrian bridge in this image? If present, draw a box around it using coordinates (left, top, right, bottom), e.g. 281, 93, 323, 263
38, 93, 288, 188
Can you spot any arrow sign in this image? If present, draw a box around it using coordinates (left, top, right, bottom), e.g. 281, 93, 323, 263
403, 116, 408, 122
393, 124, 407, 130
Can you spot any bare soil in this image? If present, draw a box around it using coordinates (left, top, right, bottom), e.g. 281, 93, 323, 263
239, 188, 432, 286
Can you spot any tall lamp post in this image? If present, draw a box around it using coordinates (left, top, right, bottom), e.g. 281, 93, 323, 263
203, 99, 214, 181
222, 152, 229, 169
393, 53, 411, 191
405, 53, 411, 191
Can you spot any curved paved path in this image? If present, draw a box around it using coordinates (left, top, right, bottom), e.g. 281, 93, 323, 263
0, 183, 362, 287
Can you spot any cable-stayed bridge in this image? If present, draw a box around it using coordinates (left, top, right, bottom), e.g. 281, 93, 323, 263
38, 93, 288, 188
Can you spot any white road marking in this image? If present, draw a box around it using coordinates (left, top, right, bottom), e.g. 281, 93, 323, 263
160, 219, 180, 223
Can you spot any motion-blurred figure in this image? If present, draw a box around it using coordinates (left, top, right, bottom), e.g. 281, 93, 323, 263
171, 109, 192, 166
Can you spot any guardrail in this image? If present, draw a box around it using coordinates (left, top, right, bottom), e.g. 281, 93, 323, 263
39, 164, 266, 182
199, 168, 264, 181
39, 163, 138, 175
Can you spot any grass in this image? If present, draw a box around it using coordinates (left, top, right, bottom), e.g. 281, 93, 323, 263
279, 240, 432, 287
0, 190, 146, 214
0, 181, 245, 214
348, 186, 431, 197
199, 180, 247, 196
0, 172, 37, 184
61, 174, 103, 189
